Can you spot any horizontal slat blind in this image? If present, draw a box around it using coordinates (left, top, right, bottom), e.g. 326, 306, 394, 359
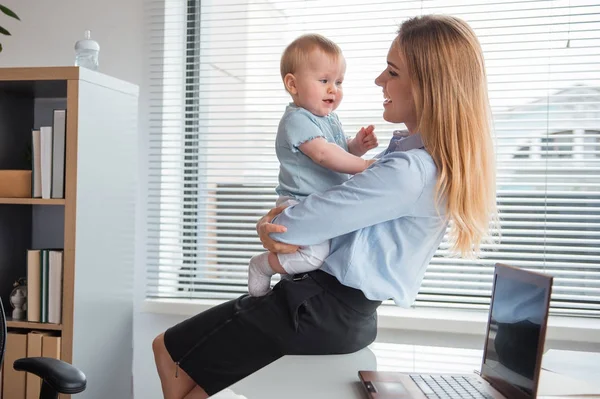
146, 0, 600, 316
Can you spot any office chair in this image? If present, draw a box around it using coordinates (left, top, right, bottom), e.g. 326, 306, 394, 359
0, 297, 87, 399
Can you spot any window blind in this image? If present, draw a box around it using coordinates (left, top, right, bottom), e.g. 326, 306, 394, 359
145, 0, 600, 316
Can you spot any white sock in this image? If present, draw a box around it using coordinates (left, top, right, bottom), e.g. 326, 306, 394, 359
248, 252, 275, 297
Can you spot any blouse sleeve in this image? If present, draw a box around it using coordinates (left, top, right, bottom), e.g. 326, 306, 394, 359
270, 150, 430, 245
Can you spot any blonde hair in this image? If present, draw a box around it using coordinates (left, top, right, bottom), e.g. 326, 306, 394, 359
398, 15, 498, 258
280, 34, 343, 80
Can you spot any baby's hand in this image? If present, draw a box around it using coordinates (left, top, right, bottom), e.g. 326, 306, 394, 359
355, 125, 379, 155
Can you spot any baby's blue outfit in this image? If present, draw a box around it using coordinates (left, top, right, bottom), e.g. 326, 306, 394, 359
275, 103, 349, 200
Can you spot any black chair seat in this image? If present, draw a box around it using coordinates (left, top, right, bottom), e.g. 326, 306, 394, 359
13, 357, 87, 394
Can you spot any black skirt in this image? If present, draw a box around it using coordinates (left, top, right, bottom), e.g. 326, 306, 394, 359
163, 270, 381, 395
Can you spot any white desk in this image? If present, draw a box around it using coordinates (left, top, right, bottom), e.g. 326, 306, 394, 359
210, 343, 600, 399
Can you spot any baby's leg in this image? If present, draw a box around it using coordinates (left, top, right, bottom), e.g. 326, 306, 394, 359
268, 252, 286, 273
247, 240, 328, 297
277, 240, 330, 275
248, 252, 284, 297
248, 196, 296, 297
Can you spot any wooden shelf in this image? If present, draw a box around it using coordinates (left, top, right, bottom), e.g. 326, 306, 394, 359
0, 198, 65, 205
0, 67, 138, 398
6, 319, 63, 331
0, 67, 79, 82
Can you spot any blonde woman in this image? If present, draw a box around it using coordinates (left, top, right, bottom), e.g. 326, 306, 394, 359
153, 15, 497, 399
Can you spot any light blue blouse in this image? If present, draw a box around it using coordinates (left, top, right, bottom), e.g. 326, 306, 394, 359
271, 133, 449, 307
275, 104, 349, 200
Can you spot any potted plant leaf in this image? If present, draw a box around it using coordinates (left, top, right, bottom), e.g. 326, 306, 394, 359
0, 4, 20, 52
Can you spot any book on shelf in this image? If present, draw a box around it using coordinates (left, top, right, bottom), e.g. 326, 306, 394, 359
0, 332, 61, 399
26, 249, 63, 324
39, 126, 52, 199
26, 250, 41, 322
48, 250, 63, 324
40, 250, 49, 322
31, 129, 41, 198
3, 332, 27, 398
25, 331, 48, 399
31, 109, 66, 199
51, 109, 66, 199
42, 335, 61, 359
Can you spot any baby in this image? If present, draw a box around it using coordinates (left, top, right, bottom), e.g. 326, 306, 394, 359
248, 34, 378, 296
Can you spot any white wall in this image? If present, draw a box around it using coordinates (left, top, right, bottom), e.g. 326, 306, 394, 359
0, 0, 142, 85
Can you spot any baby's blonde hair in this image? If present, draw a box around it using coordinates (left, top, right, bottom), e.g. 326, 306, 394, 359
398, 15, 498, 258
280, 34, 343, 80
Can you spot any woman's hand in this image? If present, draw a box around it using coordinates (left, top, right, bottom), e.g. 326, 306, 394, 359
256, 205, 299, 254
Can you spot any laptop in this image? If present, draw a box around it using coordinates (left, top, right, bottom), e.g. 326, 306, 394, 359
359, 263, 553, 399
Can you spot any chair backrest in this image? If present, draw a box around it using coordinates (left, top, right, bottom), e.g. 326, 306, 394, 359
0, 297, 6, 367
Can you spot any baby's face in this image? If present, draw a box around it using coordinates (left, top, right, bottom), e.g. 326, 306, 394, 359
292, 50, 346, 117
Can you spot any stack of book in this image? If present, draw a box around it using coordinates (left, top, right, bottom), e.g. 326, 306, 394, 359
2, 332, 61, 399
31, 109, 66, 199
26, 249, 63, 324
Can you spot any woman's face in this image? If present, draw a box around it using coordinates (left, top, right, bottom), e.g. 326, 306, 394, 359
375, 39, 418, 133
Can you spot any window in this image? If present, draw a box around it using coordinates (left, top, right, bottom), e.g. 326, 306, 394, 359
146, 0, 600, 316
584, 130, 600, 158
541, 131, 573, 158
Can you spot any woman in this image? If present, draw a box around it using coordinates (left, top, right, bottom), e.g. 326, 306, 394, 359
153, 14, 497, 399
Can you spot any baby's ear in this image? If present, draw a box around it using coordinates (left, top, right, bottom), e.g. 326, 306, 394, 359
283, 73, 298, 95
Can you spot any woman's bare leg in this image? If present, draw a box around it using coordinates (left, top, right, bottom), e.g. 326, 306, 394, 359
153, 333, 208, 399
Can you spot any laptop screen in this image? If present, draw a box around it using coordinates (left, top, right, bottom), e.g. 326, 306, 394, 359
481, 265, 552, 398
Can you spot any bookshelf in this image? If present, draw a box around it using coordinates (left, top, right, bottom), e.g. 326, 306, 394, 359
0, 67, 138, 399
6, 319, 63, 331
0, 198, 65, 205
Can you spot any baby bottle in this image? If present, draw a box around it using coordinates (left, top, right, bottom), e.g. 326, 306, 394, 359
74, 30, 100, 71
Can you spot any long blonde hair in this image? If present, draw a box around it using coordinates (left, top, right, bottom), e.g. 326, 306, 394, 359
398, 15, 498, 258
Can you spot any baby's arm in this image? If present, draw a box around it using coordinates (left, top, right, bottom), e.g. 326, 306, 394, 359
299, 138, 376, 174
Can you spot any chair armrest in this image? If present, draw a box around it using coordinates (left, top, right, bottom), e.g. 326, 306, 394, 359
13, 357, 87, 394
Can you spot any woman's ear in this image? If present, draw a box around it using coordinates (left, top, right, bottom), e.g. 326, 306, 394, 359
284, 73, 298, 95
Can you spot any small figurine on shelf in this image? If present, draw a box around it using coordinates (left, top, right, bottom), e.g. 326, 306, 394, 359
9, 277, 27, 320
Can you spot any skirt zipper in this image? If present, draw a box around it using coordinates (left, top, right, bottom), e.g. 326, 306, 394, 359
175, 339, 205, 378
171, 295, 265, 378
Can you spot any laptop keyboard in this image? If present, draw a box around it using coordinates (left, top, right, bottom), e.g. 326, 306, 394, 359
409, 374, 496, 399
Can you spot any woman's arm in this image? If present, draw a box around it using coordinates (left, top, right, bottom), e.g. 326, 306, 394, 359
269, 151, 429, 246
